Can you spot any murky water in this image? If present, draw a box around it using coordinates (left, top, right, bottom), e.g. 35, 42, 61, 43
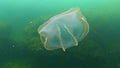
0, 0, 120, 68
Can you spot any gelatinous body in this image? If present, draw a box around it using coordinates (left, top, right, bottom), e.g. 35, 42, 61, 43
38, 8, 89, 51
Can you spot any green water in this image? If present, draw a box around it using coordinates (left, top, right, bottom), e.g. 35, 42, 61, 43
0, 0, 120, 68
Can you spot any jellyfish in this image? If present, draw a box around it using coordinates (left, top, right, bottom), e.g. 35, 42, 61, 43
38, 8, 89, 51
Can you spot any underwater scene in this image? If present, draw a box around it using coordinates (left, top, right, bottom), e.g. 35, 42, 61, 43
0, 0, 120, 68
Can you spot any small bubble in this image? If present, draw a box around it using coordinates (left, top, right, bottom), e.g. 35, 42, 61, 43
12, 45, 15, 48
29, 21, 32, 24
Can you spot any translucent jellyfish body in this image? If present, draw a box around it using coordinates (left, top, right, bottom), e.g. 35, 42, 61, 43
38, 8, 89, 51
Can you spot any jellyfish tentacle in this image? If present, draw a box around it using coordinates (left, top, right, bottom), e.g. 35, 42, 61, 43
56, 24, 66, 51
63, 24, 78, 46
